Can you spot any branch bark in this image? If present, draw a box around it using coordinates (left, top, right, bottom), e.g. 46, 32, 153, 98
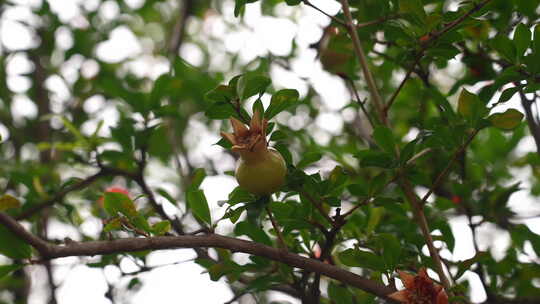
0, 212, 397, 302
339, 0, 386, 124
519, 90, 540, 154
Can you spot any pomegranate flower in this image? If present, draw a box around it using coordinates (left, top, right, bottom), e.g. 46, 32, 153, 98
389, 268, 448, 304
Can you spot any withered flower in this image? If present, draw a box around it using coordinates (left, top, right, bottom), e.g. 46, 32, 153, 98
389, 268, 448, 304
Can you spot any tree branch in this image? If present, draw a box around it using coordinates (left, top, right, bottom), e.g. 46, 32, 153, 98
356, 14, 400, 29
301, 0, 346, 27
421, 0, 493, 49
519, 90, 540, 155
384, 0, 493, 115
419, 129, 479, 206
339, 0, 385, 124
15, 169, 109, 220
168, 0, 195, 56
398, 178, 451, 290
0, 212, 397, 302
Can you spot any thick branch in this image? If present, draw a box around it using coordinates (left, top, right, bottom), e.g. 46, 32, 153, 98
0, 212, 397, 301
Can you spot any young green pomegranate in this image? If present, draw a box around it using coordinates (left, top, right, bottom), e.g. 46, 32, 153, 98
221, 110, 286, 196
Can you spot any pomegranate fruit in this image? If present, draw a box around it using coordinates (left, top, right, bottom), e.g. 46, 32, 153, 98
221, 110, 286, 196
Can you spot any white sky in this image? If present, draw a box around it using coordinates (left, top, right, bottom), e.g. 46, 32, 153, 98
0, 0, 539, 303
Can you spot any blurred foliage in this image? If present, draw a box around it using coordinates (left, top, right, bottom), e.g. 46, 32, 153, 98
0, 0, 540, 303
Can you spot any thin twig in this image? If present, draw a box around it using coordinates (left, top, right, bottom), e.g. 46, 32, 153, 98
419, 129, 479, 206
384, 0, 494, 116
302, 0, 346, 27
346, 77, 375, 128
384, 54, 423, 114
266, 206, 287, 250
168, 0, 195, 56
16, 170, 109, 220
422, 0, 493, 49
357, 14, 400, 29
299, 190, 335, 226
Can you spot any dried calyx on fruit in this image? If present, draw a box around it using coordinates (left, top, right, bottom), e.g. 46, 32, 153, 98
221, 110, 286, 196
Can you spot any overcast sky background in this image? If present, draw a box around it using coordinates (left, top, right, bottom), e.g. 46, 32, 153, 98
1, 0, 539, 303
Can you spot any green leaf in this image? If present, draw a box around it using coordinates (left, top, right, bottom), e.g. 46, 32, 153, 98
148, 126, 173, 163
234, 0, 247, 17
214, 137, 233, 149
338, 248, 385, 271
151, 221, 171, 235
269, 130, 287, 142
0, 194, 21, 211
223, 205, 246, 223
186, 189, 212, 225
149, 74, 171, 108
103, 217, 123, 232
274, 143, 293, 165
488, 109, 524, 130
59, 115, 87, 144
399, 0, 426, 19
513, 24, 531, 59
236, 73, 271, 101
366, 207, 384, 234
156, 188, 177, 206
497, 87, 520, 104
131, 215, 152, 234
234, 221, 272, 246
347, 183, 368, 197
104, 192, 138, 218
205, 101, 236, 120
252, 99, 265, 117
356, 150, 396, 169
205, 85, 235, 103
0, 264, 24, 278
228, 187, 255, 205
400, 139, 417, 165
297, 151, 322, 168
265, 89, 299, 119
533, 24, 540, 55
490, 34, 516, 62
458, 89, 487, 124
327, 282, 354, 304
455, 251, 489, 280
0, 225, 32, 259
189, 168, 207, 190
373, 126, 396, 154
377, 234, 401, 270
285, 0, 301, 5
